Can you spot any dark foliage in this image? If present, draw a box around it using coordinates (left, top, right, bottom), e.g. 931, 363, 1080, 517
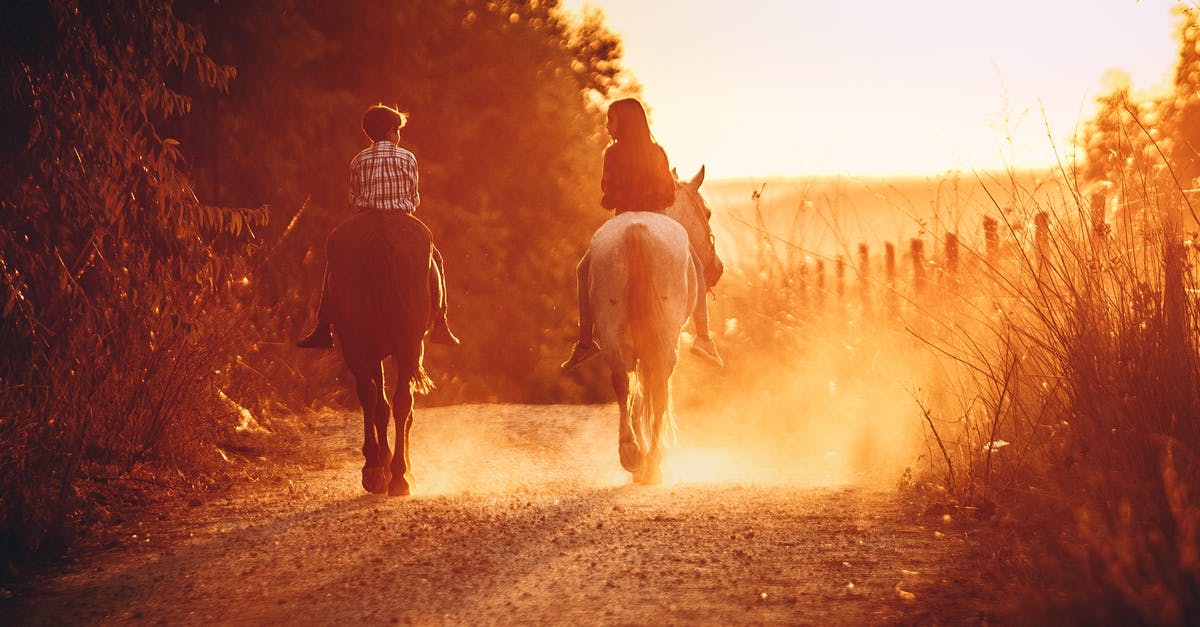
0, 0, 269, 560
173, 0, 627, 406
0, 0, 629, 563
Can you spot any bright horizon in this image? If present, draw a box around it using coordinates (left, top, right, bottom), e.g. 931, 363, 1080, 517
562, 0, 1185, 179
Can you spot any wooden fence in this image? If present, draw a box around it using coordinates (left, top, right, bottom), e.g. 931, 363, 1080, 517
771, 206, 1196, 321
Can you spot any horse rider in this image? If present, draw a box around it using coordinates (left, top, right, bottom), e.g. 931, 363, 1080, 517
561, 97, 722, 371
297, 104, 460, 349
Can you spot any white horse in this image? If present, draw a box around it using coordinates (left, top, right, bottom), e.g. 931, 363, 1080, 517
589, 166, 722, 484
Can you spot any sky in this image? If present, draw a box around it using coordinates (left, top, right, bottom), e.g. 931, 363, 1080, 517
560, 0, 1186, 179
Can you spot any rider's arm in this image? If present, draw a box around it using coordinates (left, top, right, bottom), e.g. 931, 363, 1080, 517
600, 146, 622, 211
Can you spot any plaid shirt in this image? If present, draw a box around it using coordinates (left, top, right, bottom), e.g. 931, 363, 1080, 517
349, 140, 420, 212
600, 141, 675, 214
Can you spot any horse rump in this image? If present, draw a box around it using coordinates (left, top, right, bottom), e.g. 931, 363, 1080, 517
622, 221, 673, 371
326, 210, 433, 393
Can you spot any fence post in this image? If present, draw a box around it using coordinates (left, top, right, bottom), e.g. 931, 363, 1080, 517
885, 241, 897, 316
835, 255, 845, 301
911, 238, 927, 297
1090, 192, 1109, 261
983, 216, 999, 267
816, 258, 826, 311
1090, 192, 1108, 240
943, 233, 959, 291
857, 243, 870, 311
945, 233, 959, 274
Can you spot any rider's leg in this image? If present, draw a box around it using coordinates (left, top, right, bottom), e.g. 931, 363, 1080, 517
296, 266, 334, 349
687, 247, 723, 367
578, 250, 595, 345
561, 250, 601, 371
427, 244, 460, 346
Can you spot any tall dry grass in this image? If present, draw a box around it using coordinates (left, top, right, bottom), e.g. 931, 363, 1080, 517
0, 207, 305, 566
700, 158, 1200, 621
957, 173, 1200, 623
1, 289, 248, 559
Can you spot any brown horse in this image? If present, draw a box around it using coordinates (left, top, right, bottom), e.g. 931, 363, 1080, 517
326, 210, 434, 496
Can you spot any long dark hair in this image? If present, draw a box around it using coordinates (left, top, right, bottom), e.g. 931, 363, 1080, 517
607, 98, 667, 178
608, 98, 653, 144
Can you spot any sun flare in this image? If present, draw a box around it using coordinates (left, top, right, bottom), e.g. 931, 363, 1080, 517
564, 0, 1180, 178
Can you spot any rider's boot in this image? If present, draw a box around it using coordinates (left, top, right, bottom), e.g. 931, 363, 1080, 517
690, 335, 724, 367
429, 316, 461, 346
560, 339, 601, 372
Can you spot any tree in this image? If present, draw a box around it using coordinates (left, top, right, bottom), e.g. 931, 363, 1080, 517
0, 0, 261, 558
176, 0, 629, 403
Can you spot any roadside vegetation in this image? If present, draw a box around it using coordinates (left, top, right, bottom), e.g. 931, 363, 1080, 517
696, 6, 1200, 621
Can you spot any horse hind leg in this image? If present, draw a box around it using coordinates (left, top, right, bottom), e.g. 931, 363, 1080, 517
613, 369, 641, 473
388, 379, 415, 496
374, 364, 393, 483
357, 361, 392, 494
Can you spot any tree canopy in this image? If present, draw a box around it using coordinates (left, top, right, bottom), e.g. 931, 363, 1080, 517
175, 0, 631, 402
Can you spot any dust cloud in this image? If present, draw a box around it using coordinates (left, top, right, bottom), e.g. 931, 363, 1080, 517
391, 321, 927, 497
403, 404, 630, 496
314, 285, 938, 496
380, 213, 932, 497
669, 323, 927, 490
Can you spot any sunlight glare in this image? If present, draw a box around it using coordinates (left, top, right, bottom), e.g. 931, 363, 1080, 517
563, 0, 1180, 177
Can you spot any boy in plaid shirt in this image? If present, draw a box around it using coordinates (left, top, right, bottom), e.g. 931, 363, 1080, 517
297, 104, 459, 348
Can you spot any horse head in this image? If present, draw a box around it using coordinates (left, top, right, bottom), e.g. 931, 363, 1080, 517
666, 165, 723, 288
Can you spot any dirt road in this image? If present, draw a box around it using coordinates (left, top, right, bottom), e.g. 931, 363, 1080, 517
6, 404, 998, 624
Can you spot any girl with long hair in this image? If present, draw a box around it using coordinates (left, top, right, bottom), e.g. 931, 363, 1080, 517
561, 98, 722, 370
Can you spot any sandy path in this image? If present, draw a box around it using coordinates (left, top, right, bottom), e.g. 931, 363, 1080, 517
6, 404, 997, 625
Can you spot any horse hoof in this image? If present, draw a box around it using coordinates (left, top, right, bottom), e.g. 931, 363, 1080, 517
633, 465, 663, 486
388, 480, 411, 497
362, 468, 390, 494
619, 442, 642, 473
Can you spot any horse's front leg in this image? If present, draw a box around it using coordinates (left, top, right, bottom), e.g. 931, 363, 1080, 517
357, 361, 391, 494
614, 368, 641, 473
388, 382, 415, 496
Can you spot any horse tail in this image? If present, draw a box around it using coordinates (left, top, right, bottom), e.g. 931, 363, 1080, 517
407, 342, 433, 395
329, 212, 434, 395
638, 360, 677, 449
624, 222, 666, 365
624, 222, 677, 451
373, 230, 435, 395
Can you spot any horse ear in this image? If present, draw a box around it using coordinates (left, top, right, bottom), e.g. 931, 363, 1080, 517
671, 167, 679, 180
689, 165, 705, 190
